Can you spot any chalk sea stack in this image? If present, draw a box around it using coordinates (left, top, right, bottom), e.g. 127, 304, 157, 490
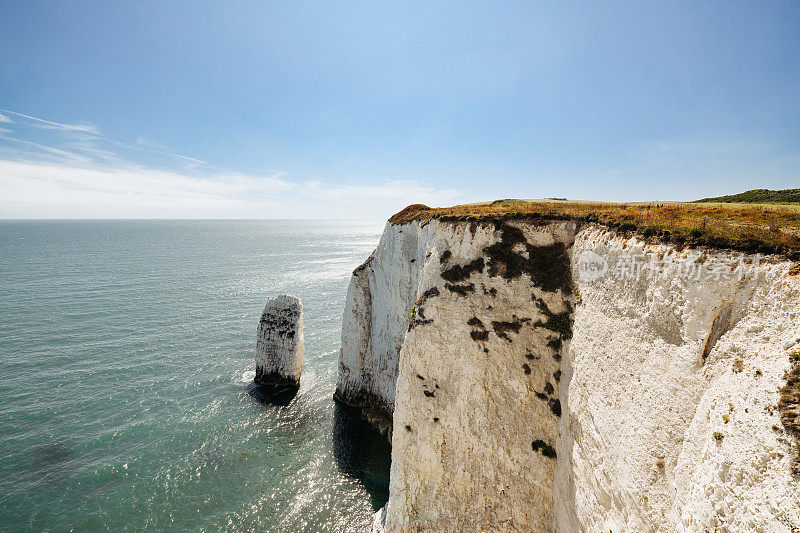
255, 294, 304, 388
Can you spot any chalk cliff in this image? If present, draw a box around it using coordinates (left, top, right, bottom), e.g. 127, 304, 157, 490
336, 212, 800, 532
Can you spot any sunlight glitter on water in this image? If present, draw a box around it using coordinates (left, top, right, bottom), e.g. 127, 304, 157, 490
0, 220, 389, 532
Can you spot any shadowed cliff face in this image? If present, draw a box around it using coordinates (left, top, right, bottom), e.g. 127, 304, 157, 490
339, 218, 800, 532
333, 403, 392, 512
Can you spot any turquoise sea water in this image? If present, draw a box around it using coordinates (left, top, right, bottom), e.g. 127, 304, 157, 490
0, 220, 390, 532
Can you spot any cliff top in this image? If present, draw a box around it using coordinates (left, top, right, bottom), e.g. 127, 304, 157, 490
388, 200, 800, 260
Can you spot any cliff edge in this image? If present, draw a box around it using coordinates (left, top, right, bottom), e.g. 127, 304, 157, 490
336, 203, 800, 532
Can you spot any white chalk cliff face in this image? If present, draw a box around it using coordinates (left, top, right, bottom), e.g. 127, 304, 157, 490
338, 217, 800, 532
256, 294, 304, 387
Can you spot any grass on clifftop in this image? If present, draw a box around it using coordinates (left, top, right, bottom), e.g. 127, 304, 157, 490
389, 200, 800, 260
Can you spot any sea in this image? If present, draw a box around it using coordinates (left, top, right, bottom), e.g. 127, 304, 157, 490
0, 220, 391, 532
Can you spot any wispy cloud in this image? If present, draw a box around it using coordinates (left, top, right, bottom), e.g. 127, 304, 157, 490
1, 108, 207, 167
0, 109, 465, 218
0, 112, 12, 124
0, 109, 100, 135
107, 139, 208, 164
0, 136, 96, 166
134, 136, 171, 150
0, 159, 464, 219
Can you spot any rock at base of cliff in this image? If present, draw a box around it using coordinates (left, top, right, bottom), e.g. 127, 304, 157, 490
253, 368, 300, 388
333, 387, 394, 440
255, 294, 303, 388
370, 506, 386, 533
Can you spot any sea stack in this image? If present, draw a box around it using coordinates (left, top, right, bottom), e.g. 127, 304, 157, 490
255, 294, 303, 388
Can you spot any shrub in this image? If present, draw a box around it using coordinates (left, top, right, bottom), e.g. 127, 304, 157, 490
713, 431, 725, 441
694, 188, 800, 204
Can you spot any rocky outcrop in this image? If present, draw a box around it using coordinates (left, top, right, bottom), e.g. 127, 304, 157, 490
334, 223, 436, 435
255, 294, 303, 387
338, 216, 800, 532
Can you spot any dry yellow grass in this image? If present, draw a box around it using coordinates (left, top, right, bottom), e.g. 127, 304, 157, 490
389, 200, 800, 260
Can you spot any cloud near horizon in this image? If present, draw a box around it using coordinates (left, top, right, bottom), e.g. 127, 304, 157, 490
0, 158, 465, 219
0, 109, 466, 219
2, 108, 797, 218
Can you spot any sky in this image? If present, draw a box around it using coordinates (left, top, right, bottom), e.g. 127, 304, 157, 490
0, 1, 798, 219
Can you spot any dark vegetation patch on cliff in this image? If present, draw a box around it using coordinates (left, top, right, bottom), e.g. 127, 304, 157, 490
779, 350, 800, 475
548, 398, 562, 417
415, 286, 440, 307
547, 338, 562, 351
468, 316, 489, 341
439, 250, 452, 263
445, 282, 475, 295
408, 306, 432, 331
441, 258, 485, 283
259, 308, 300, 339
531, 439, 557, 459
408, 316, 433, 331
467, 317, 484, 327
532, 297, 574, 345
491, 316, 531, 342
533, 383, 562, 417
388, 201, 800, 261
483, 221, 574, 293
409, 287, 441, 331
470, 330, 489, 341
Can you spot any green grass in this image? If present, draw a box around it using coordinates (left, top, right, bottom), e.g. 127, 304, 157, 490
694, 188, 800, 205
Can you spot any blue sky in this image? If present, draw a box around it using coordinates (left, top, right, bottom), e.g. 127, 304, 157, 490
1, 1, 798, 218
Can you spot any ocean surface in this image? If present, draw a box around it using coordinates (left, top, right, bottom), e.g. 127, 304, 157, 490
0, 220, 390, 532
